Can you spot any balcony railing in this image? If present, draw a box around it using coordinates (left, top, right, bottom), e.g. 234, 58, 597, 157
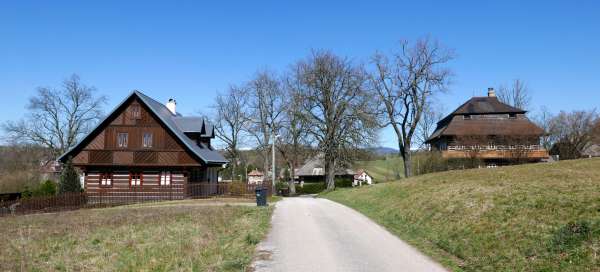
446, 145, 543, 151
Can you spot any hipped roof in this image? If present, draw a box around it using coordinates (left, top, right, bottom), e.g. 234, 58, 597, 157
426, 96, 543, 143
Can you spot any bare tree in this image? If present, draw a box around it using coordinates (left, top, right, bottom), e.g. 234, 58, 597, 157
212, 86, 251, 180
416, 101, 445, 150
497, 79, 531, 110
3, 74, 107, 158
532, 106, 555, 150
246, 71, 285, 182
291, 50, 379, 190
371, 38, 454, 178
549, 110, 598, 160
276, 80, 309, 195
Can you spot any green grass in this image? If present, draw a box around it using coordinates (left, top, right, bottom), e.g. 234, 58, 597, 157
323, 158, 600, 271
0, 201, 273, 271
354, 156, 404, 182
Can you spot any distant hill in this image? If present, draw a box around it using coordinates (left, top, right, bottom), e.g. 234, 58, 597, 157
368, 146, 398, 156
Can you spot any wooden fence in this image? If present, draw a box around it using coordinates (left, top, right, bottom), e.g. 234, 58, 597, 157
0, 182, 272, 216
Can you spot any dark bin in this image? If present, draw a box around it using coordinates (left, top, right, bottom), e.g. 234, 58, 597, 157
255, 187, 268, 207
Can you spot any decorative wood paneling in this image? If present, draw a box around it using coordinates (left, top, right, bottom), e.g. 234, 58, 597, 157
164, 133, 179, 150
87, 131, 105, 150
178, 152, 197, 164
89, 151, 112, 163
113, 151, 133, 164
134, 151, 158, 164
158, 152, 179, 164
72, 151, 89, 164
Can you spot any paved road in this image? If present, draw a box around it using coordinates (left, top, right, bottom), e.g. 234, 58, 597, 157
251, 197, 448, 272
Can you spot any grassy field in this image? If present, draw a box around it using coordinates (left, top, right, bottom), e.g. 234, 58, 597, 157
323, 158, 600, 271
353, 156, 404, 182
0, 200, 273, 271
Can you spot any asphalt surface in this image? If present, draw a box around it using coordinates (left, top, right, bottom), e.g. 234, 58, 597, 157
251, 197, 448, 272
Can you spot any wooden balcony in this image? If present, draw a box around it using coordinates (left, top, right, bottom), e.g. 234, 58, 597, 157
441, 145, 549, 160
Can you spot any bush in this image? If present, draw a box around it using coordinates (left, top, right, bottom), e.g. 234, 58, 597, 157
275, 181, 288, 191
296, 183, 326, 194
22, 180, 58, 198
59, 159, 81, 193
412, 152, 484, 176
550, 220, 592, 253
334, 177, 353, 188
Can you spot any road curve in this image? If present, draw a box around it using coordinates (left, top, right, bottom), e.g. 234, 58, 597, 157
251, 197, 448, 272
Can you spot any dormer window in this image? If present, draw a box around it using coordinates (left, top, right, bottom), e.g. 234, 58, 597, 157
509, 113, 517, 119
463, 115, 471, 120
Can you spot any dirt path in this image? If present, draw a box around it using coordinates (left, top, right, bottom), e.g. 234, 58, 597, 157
251, 197, 447, 272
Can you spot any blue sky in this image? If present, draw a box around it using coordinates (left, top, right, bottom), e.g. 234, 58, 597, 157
1, 1, 599, 148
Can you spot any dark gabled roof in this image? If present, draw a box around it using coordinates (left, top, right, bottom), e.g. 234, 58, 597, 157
58, 90, 227, 165
173, 117, 215, 137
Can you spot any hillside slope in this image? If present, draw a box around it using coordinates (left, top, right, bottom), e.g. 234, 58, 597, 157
324, 159, 600, 271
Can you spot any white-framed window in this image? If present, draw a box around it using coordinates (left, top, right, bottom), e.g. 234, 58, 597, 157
117, 133, 128, 148
100, 172, 113, 187
142, 132, 153, 148
131, 104, 141, 119
130, 172, 142, 186
159, 171, 172, 186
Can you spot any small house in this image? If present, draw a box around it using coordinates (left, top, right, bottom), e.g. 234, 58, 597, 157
296, 154, 355, 183
247, 169, 265, 185
353, 170, 372, 186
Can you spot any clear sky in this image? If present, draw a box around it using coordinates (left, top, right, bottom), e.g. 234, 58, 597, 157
1, 1, 599, 148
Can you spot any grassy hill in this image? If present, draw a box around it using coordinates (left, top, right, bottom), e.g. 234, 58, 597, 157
0, 200, 272, 271
324, 158, 600, 271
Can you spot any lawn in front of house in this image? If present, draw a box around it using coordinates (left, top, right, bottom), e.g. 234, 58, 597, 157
323, 158, 600, 271
0, 201, 273, 271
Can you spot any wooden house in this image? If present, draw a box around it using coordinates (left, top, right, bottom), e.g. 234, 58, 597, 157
296, 154, 355, 183
58, 91, 228, 200
426, 88, 548, 167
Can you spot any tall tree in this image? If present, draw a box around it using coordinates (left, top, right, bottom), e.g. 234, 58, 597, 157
371, 38, 453, 178
212, 86, 251, 180
276, 80, 309, 195
3, 74, 107, 158
246, 71, 285, 182
497, 79, 531, 110
291, 50, 378, 190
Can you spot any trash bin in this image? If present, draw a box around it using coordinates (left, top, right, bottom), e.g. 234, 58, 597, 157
255, 187, 267, 207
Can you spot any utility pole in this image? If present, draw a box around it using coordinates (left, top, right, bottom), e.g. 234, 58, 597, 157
272, 133, 279, 192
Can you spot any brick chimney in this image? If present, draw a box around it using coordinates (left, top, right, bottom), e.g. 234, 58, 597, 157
487, 87, 496, 97
166, 98, 176, 114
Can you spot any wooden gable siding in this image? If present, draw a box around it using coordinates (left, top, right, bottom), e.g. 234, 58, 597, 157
73, 98, 201, 167
85, 171, 186, 200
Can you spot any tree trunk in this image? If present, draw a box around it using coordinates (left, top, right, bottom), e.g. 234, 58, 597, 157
399, 141, 412, 178
263, 146, 270, 183
288, 162, 296, 195
324, 154, 336, 190
403, 154, 412, 178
